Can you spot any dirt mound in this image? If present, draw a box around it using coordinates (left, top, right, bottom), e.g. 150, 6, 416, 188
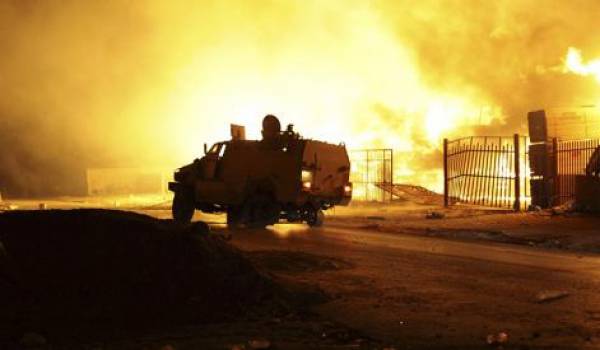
0, 209, 286, 338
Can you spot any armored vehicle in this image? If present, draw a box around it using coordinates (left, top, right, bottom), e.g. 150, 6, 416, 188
168, 115, 352, 228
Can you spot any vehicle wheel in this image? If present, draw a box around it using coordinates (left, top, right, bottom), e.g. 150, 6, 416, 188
243, 194, 280, 229
172, 190, 194, 223
306, 208, 324, 227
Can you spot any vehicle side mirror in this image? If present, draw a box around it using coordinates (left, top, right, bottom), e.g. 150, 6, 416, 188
204, 143, 208, 155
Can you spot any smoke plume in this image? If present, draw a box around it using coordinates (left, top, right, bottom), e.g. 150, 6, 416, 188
1, 0, 599, 196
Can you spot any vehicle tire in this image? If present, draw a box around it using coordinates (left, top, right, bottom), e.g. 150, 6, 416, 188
243, 193, 280, 229
172, 190, 194, 224
306, 207, 324, 227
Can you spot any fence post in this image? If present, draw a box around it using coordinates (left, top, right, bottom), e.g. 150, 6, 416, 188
552, 137, 559, 206
513, 134, 521, 211
443, 138, 449, 207
389, 149, 394, 202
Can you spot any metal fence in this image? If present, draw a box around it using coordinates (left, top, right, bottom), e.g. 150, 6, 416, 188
443, 135, 530, 210
555, 138, 600, 204
349, 149, 393, 201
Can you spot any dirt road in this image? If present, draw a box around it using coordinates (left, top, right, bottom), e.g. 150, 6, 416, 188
216, 222, 600, 349
5, 199, 600, 348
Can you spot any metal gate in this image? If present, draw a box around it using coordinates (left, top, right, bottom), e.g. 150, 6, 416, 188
443, 135, 530, 210
556, 138, 600, 204
349, 149, 393, 201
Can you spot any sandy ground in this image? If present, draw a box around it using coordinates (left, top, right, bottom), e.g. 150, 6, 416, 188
326, 202, 600, 253
3, 196, 600, 349
225, 225, 600, 349
7, 195, 600, 254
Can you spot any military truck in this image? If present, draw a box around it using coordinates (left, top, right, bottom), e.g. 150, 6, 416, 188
168, 115, 352, 228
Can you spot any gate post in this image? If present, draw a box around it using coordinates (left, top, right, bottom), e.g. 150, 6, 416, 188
443, 138, 449, 207
552, 137, 559, 206
513, 134, 521, 211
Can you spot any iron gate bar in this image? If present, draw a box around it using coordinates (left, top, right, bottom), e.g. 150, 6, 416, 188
443, 135, 530, 210
512, 140, 517, 208
554, 138, 600, 204
349, 148, 394, 202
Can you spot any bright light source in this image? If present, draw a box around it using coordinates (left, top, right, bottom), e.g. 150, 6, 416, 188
344, 184, 352, 193
302, 181, 312, 190
301, 170, 313, 182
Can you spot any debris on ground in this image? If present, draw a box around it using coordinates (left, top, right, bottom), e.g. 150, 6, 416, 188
385, 184, 444, 205
551, 200, 577, 216
0, 209, 291, 340
426, 211, 445, 219
528, 205, 542, 212
486, 331, 509, 346
535, 290, 570, 303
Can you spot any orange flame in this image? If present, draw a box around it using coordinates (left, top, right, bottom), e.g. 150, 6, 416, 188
565, 47, 600, 83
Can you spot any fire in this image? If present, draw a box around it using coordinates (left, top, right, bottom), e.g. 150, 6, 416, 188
7, 0, 561, 197
564, 47, 600, 83
153, 3, 502, 193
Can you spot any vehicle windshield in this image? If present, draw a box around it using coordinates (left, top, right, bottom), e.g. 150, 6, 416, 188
208, 143, 220, 154
207, 142, 227, 157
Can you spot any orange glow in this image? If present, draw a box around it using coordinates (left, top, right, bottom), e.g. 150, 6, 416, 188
269, 223, 307, 238
6, 1, 598, 196
565, 47, 600, 83
151, 3, 502, 192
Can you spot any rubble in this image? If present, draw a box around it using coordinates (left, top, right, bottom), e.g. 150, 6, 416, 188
486, 331, 509, 346
426, 211, 445, 219
0, 209, 289, 337
551, 200, 576, 216
535, 290, 570, 303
